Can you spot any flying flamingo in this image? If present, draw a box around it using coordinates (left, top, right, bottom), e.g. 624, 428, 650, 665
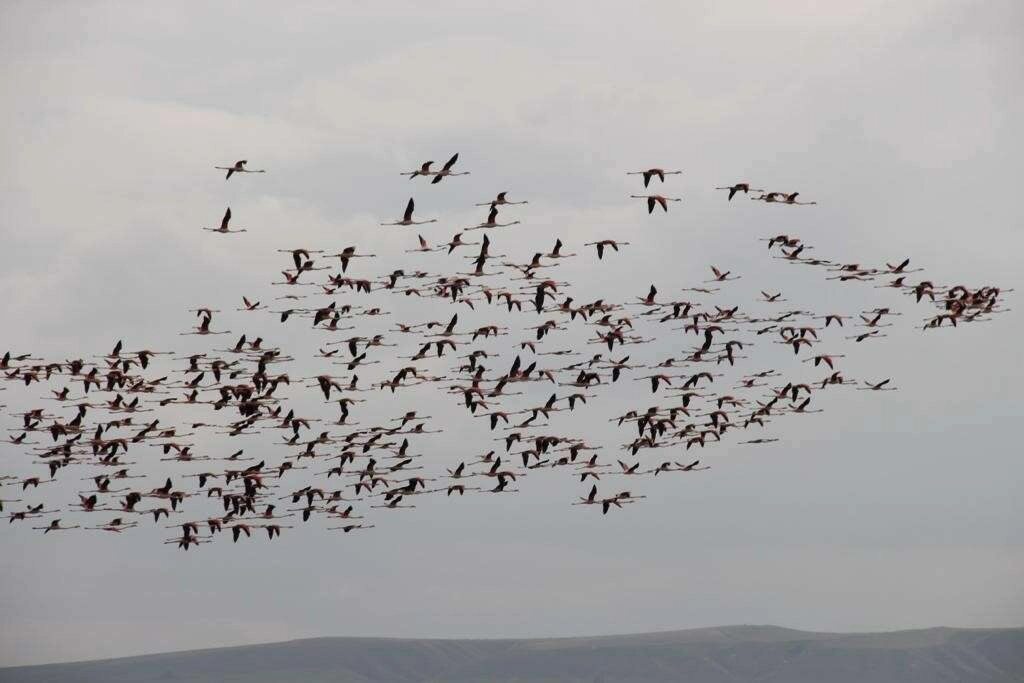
431, 153, 470, 184
203, 208, 246, 234
465, 205, 520, 231
440, 233, 479, 254
782, 192, 816, 205
476, 191, 527, 207
627, 168, 682, 187
381, 198, 437, 227
214, 160, 265, 179
406, 234, 433, 253
708, 266, 740, 282
400, 161, 434, 180
630, 195, 681, 213
715, 183, 763, 201
585, 240, 629, 259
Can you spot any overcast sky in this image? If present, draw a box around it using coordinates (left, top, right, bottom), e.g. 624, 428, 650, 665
1, 0, 1022, 669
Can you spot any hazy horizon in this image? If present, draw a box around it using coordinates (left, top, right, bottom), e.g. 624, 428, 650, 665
4, 625, 1022, 683
10, 623, 1024, 669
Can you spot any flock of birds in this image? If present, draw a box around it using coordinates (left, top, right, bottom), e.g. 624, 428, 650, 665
0, 155, 1009, 550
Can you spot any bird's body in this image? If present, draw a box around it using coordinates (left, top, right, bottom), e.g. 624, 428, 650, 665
715, 183, 763, 201
630, 195, 681, 213
628, 168, 682, 188
382, 198, 437, 226
203, 207, 247, 233
215, 160, 266, 179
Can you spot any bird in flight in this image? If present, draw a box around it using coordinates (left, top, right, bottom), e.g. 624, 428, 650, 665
630, 195, 682, 213
215, 160, 266, 180
627, 168, 682, 188
203, 207, 247, 234
381, 198, 437, 226
715, 183, 764, 201
430, 153, 470, 184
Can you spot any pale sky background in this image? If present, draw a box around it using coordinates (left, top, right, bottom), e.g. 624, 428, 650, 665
1, 0, 1022, 669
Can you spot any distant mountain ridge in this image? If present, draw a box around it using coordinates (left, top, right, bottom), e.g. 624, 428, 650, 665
2, 625, 1022, 682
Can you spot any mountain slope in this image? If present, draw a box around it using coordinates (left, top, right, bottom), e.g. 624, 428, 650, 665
2, 625, 1022, 683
